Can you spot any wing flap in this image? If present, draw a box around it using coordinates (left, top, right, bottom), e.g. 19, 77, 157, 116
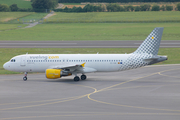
48, 63, 85, 72
48, 63, 97, 73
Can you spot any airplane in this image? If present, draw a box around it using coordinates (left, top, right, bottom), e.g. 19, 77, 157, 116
3, 27, 167, 81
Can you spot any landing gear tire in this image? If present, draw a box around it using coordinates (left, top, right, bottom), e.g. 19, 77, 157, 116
81, 75, 86, 80
23, 72, 28, 81
23, 76, 27, 81
74, 76, 80, 81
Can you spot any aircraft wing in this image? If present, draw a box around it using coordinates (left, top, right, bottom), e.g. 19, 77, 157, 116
48, 63, 97, 73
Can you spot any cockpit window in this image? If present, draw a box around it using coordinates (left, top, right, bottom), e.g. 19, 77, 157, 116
11, 59, 16, 62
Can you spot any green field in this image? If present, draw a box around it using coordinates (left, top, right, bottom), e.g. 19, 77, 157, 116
62, 3, 82, 5
11, 12, 48, 24
0, 24, 28, 31
46, 11, 180, 23
0, 11, 179, 40
0, 12, 34, 22
1, 11, 180, 23
0, 0, 32, 8
0, 23, 179, 40
0, 12, 48, 23
0, 48, 180, 74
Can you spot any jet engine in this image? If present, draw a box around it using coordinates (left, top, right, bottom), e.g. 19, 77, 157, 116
46, 69, 72, 79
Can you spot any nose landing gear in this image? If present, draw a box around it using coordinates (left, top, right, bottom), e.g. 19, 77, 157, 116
23, 72, 28, 81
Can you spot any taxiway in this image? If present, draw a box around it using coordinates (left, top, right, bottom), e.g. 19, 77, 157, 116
0, 40, 180, 48
0, 64, 180, 120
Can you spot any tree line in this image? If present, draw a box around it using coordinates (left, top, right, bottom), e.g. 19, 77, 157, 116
0, 4, 33, 12
0, 0, 180, 12
0, 0, 58, 12
54, 3, 180, 12
58, 0, 180, 3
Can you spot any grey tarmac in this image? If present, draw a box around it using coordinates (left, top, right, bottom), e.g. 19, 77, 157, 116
1, 64, 180, 120
0, 40, 180, 48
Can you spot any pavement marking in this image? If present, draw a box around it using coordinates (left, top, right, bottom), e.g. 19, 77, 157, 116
0, 96, 85, 111
0, 83, 98, 111
87, 68, 180, 112
0, 96, 84, 106
158, 68, 180, 79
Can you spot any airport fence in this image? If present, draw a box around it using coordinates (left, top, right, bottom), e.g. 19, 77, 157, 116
1, 17, 180, 24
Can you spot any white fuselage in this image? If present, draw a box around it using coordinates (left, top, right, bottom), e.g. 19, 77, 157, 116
4, 54, 133, 73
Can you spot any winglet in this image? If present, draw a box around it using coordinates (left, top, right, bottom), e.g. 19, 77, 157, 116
81, 63, 85, 67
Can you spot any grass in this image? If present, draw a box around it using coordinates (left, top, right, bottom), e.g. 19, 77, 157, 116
46, 11, 180, 23
0, 23, 179, 40
11, 13, 48, 23
0, 0, 32, 8
62, 3, 82, 5
0, 24, 28, 31
0, 12, 48, 23
0, 48, 180, 74
4, 11, 180, 23
0, 12, 34, 22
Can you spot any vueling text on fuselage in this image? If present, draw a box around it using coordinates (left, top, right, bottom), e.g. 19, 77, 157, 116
29, 55, 59, 60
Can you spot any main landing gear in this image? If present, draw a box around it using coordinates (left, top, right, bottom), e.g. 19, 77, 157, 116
74, 74, 87, 81
23, 72, 28, 81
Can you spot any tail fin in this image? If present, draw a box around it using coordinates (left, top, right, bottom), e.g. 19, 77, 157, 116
133, 27, 164, 55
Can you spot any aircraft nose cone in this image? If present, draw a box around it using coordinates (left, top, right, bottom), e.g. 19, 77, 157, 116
3, 62, 9, 70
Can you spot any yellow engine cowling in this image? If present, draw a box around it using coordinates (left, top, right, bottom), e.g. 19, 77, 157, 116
46, 69, 62, 79
46, 69, 72, 79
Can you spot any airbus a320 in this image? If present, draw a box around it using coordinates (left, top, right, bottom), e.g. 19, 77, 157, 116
3, 27, 167, 81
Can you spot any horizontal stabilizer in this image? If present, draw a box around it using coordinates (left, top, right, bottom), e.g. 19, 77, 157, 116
143, 56, 168, 63
143, 57, 159, 62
